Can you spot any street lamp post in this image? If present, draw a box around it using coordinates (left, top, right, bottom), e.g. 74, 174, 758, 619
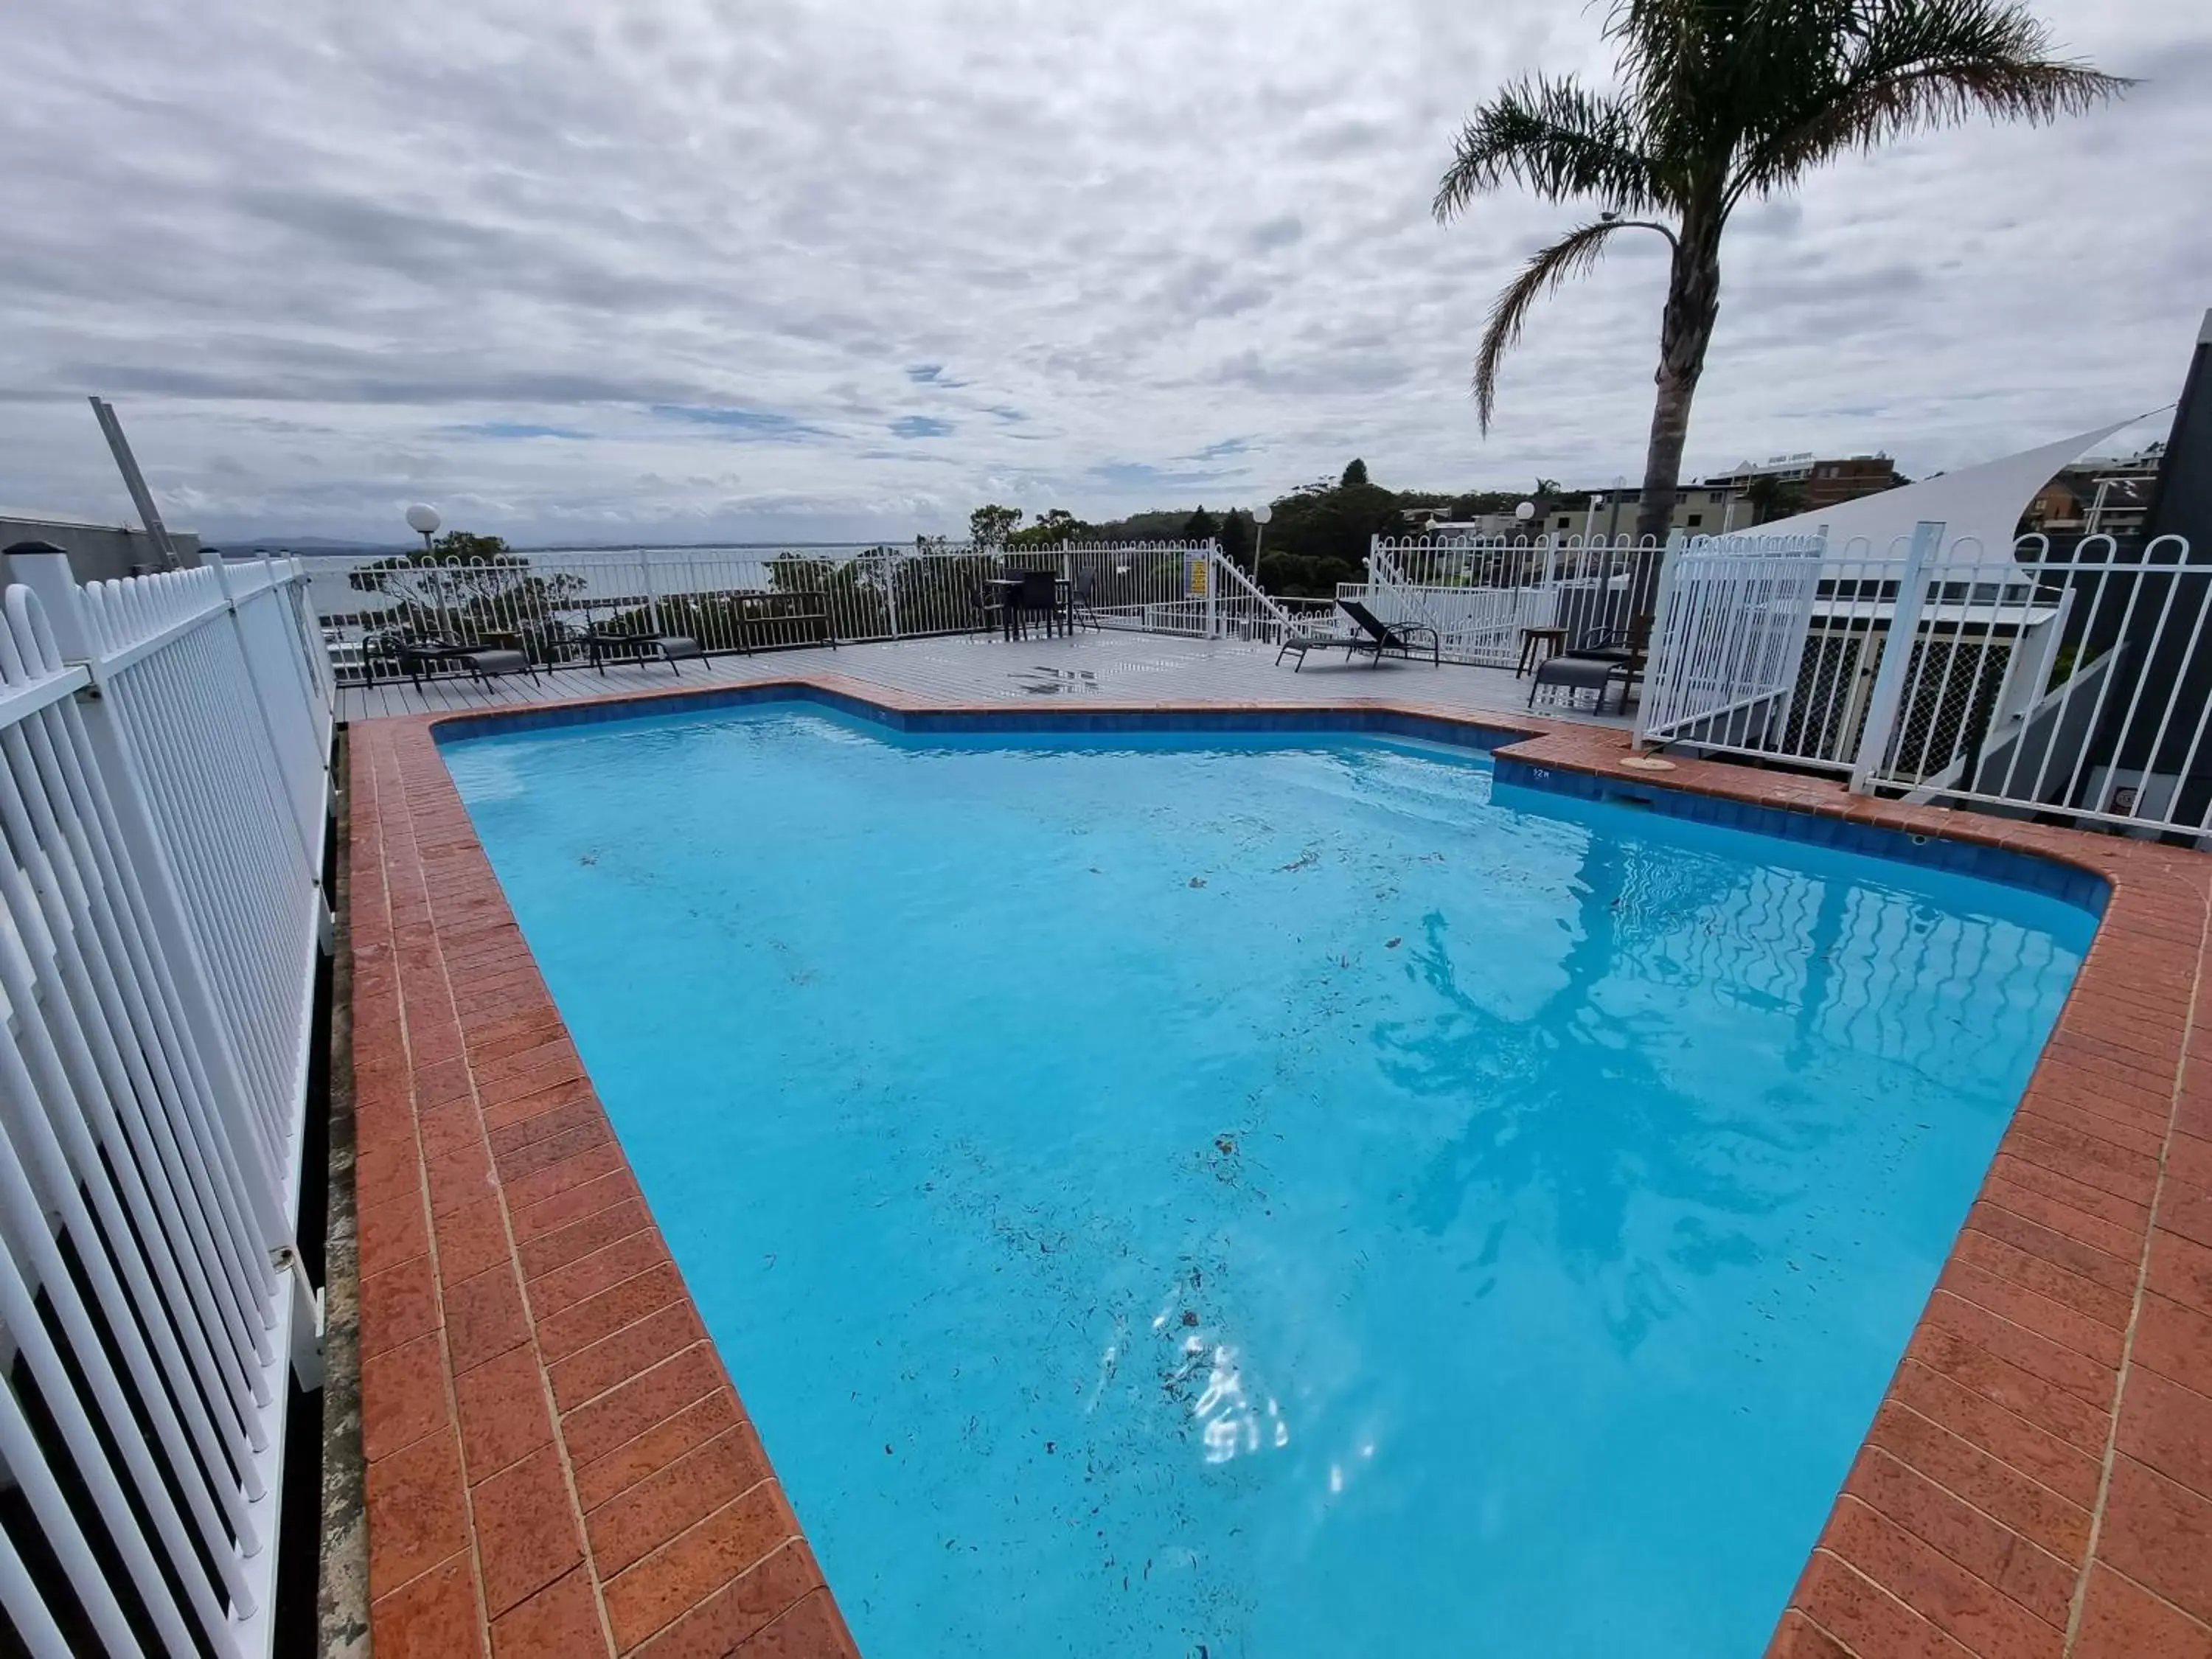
1606, 475, 1627, 544
1251, 503, 1272, 582
404, 504, 447, 636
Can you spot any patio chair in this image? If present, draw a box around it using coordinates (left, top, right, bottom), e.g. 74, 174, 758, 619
1527, 654, 1630, 714
1010, 569, 1062, 640
1069, 574, 1103, 633
968, 579, 1010, 639
1528, 614, 1651, 714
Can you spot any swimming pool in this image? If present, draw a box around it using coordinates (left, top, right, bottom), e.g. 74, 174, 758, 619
443, 700, 2095, 1658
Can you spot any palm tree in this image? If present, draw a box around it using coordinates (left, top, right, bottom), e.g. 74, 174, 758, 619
1435, 0, 2127, 597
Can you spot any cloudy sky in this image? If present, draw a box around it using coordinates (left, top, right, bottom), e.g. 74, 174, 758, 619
2, 0, 2205, 547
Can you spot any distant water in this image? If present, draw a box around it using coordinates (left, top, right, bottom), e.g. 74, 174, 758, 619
302, 546, 870, 630
445, 705, 2091, 1658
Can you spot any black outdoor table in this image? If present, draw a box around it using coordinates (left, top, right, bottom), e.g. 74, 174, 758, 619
987, 575, 1071, 641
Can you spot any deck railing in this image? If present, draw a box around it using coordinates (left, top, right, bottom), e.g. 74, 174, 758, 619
1356, 534, 1658, 667
310, 540, 1300, 680
1638, 526, 2212, 841
0, 548, 332, 1658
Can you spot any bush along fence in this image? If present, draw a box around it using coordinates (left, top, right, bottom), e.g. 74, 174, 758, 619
0, 543, 333, 1658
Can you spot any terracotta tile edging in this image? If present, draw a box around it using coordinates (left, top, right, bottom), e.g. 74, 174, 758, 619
350, 709, 857, 1659
351, 675, 2212, 1659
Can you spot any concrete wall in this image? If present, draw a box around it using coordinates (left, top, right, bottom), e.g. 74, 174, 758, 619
0, 514, 201, 584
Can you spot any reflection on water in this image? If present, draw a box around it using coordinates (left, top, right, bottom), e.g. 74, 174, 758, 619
1369, 821, 2082, 1357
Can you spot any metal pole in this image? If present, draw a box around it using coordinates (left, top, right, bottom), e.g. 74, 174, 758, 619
1848, 521, 1944, 794
87, 398, 180, 571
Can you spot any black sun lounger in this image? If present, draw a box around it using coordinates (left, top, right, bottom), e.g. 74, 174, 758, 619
1276, 599, 1441, 671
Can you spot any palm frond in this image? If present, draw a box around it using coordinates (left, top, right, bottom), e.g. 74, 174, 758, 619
1473, 219, 1638, 431
1731, 0, 2132, 200
1434, 77, 1662, 221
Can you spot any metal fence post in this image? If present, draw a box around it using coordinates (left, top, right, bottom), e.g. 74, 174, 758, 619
885, 548, 903, 639
1848, 521, 1944, 794
1633, 538, 1688, 751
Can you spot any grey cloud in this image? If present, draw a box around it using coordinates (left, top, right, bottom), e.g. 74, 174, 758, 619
0, 0, 2202, 541
890, 416, 955, 439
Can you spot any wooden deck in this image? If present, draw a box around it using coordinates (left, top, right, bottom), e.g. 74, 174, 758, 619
335, 631, 1635, 728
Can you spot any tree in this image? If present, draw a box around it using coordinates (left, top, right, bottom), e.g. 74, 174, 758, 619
1740, 474, 1807, 525
1433, 0, 2126, 587
347, 529, 583, 641
1008, 507, 1089, 549
1340, 458, 1370, 488
1182, 506, 1220, 542
1255, 468, 1405, 599
968, 504, 1023, 549
1218, 510, 1253, 572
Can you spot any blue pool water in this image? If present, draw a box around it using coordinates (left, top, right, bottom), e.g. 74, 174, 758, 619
443, 703, 2094, 1658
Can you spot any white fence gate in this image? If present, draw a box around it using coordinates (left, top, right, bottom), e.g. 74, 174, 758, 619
1637, 532, 1840, 754
1638, 525, 2212, 841
0, 548, 331, 1658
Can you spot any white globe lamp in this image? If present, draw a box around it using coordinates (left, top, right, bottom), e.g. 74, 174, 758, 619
405, 504, 441, 553
1249, 503, 1273, 579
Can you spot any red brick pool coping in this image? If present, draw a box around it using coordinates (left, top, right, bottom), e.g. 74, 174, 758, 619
347, 675, 2212, 1658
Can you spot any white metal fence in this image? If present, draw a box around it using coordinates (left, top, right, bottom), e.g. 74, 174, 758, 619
0, 548, 332, 1658
1639, 525, 2212, 841
308, 540, 1293, 680
1355, 535, 1657, 667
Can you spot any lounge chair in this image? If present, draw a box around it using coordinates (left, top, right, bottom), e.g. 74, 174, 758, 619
580, 627, 702, 675
388, 635, 470, 686
1276, 599, 1440, 671
456, 647, 540, 686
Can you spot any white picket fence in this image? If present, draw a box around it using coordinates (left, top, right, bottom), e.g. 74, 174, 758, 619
0, 548, 332, 1658
1639, 525, 2212, 841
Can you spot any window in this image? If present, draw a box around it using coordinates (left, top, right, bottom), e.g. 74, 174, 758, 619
1686, 513, 1703, 527
1556, 516, 1571, 529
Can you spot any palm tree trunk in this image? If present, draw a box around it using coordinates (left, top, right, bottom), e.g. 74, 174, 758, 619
1630, 206, 1724, 614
